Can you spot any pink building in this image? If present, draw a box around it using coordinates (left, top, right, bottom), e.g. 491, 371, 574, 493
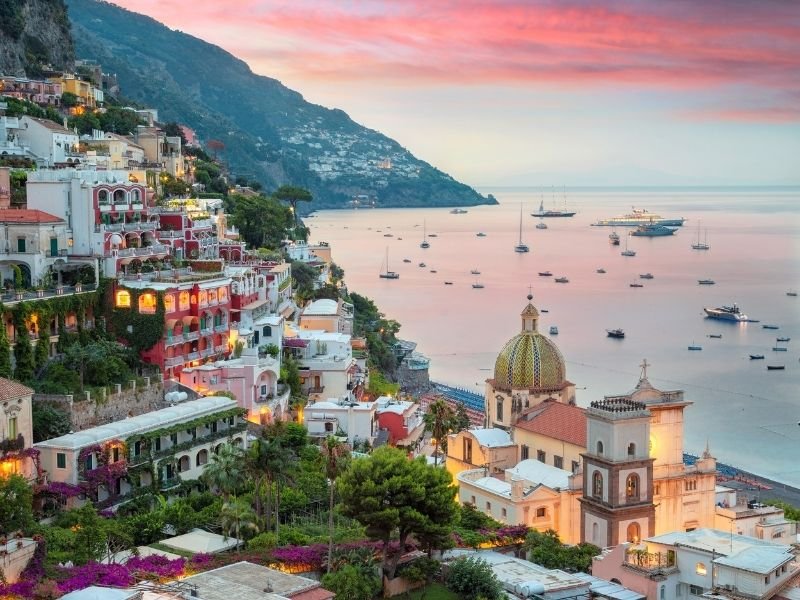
0, 77, 62, 105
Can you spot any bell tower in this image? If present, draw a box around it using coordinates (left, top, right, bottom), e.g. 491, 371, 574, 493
579, 397, 655, 547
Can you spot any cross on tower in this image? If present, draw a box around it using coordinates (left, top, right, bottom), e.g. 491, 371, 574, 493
639, 358, 650, 380
527, 285, 533, 301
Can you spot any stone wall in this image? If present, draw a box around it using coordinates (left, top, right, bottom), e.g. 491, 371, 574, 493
397, 363, 431, 396
33, 378, 164, 432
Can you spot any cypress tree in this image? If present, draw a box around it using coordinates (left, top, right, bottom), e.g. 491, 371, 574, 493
0, 306, 11, 379
12, 303, 35, 382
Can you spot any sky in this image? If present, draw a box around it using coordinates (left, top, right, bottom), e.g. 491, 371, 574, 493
112, 0, 800, 187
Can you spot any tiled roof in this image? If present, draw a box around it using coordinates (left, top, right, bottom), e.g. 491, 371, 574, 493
514, 399, 586, 447
0, 377, 34, 401
0, 209, 64, 224
27, 116, 74, 135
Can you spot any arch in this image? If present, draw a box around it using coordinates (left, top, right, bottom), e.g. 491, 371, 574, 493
164, 294, 175, 313
596, 440, 604, 455
591, 522, 599, 543
98, 189, 109, 204
213, 444, 224, 454
113, 188, 127, 204
626, 521, 641, 543
626, 473, 640, 501
179, 291, 190, 311
232, 437, 244, 447
178, 455, 190, 472
138, 292, 157, 314
592, 471, 603, 498
627, 442, 636, 457
196, 449, 208, 467
131, 188, 141, 203
115, 290, 131, 308
610, 579, 622, 585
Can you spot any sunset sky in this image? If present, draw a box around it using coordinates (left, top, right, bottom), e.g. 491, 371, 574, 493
112, 0, 799, 186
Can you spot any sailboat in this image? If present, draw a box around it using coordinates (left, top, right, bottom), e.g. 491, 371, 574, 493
379, 247, 399, 279
531, 187, 576, 217
691, 222, 710, 250
621, 233, 636, 256
514, 205, 530, 253
420, 220, 430, 249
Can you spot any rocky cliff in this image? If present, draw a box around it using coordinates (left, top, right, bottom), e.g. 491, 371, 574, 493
0, 0, 74, 77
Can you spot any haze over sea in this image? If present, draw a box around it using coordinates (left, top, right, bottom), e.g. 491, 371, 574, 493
307, 188, 800, 487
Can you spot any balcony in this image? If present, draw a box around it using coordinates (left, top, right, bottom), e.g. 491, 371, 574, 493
307, 386, 325, 395
199, 347, 215, 358
200, 327, 212, 336
187, 352, 200, 361
160, 476, 181, 491
623, 548, 676, 573
214, 324, 227, 333
165, 355, 184, 368
215, 344, 227, 353
132, 203, 144, 210
116, 244, 169, 257
99, 203, 113, 212
182, 331, 200, 342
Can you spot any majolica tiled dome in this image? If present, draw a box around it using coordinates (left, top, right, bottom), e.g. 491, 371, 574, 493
493, 295, 566, 391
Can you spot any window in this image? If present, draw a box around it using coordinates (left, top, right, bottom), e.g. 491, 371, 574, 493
596, 440, 604, 455
56, 453, 66, 469
164, 294, 175, 313
98, 190, 109, 204
689, 585, 703, 596
154, 437, 162, 452
660, 585, 665, 600
676, 584, 682, 597
179, 291, 190, 311
115, 290, 131, 308
170, 433, 178, 446
263, 325, 272, 337
8, 417, 17, 439
501, 508, 507, 518
521, 445, 529, 460
210, 421, 218, 433
113, 189, 126, 203
626, 474, 640, 501
463, 438, 473, 463
685, 479, 697, 491
537, 450, 546, 463
592, 522, 599, 543
627, 521, 641, 543
324, 422, 334, 432
592, 471, 603, 498
536, 507, 546, 518
764, 576, 769, 585
695, 562, 707, 576
572, 460, 580, 473
486, 501, 491, 511
496, 398, 503, 423
85, 454, 93, 471
554, 455, 563, 469
132, 189, 141, 203
196, 449, 208, 467
627, 442, 636, 457
134, 441, 142, 457
17, 238, 26, 253
111, 446, 120, 463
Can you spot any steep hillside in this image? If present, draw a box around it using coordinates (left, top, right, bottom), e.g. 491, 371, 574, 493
0, 0, 74, 76
67, 0, 492, 210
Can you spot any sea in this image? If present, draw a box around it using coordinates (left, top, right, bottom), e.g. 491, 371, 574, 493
306, 187, 800, 487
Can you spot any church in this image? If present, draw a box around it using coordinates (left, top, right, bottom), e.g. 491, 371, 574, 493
448, 294, 718, 546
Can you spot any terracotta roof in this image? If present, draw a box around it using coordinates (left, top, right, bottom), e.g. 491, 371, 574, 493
288, 587, 335, 600
514, 399, 586, 447
0, 378, 34, 401
0, 209, 64, 224
27, 116, 74, 135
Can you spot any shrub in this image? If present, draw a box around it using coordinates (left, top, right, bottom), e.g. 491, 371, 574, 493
445, 557, 503, 600
321, 564, 380, 600
248, 532, 278, 551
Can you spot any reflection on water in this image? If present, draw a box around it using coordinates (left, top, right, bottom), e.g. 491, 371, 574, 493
308, 188, 800, 485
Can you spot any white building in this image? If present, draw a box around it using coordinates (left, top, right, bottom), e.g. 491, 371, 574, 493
286, 325, 359, 401
35, 396, 246, 507
303, 398, 377, 446
0, 378, 35, 481
714, 488, 797, 542
0, 208, 69, 287
299, 298, 353, 335
16, 116, 80, 166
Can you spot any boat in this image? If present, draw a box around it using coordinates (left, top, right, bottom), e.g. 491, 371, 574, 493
418, 262, 426, 268
767, 365, 785, 370
630, 281, 644, 288
639, 273, 654, 279
788, 290, 798, 297
698, 279, 715, 285
592, 207, 686, 227
531, 190, 576, 218
772, 346, 788, 352
403, 258, 412, 263
692, 222, 710, 250
420, 220, 430, 249
476, 232, 487, 237
621, 234, 636, 257
704, 304, 748, 322
538, 271, 553, 277
749, 354, 765, 360
707, 334, 722, 339
472, 283, 484, 289
631, 223, 678, 237
596, 268, 606, 274
555, 276, 569, 283
762, 324, 779, 330
776, 337, 790, 342
428, 233, 438, 238
470, 269, 481, 275
688, 343, 703, 351
383, 233, 393, 237
536, 220, 548, 230
444, 281, 453, 285
549, 326, 559, 335
541, 309, 549, 313
606, 329, 625, 339
514, 205, 530, 253
450, 208, 468, 214
379, 247, 400, 279
430, 270, 437, 273
609, 231, 620, 245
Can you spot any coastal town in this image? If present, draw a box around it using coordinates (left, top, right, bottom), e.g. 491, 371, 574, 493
0, 11, 799, 600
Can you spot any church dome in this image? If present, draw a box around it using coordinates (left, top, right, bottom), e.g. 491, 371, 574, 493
493, 295, 567, 391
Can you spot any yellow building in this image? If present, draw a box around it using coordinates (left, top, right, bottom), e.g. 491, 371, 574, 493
53, 75, 96, 107
446, 428, 518, 480
512, 399, 586, 474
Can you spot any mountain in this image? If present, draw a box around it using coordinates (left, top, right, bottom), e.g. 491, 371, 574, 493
0, 0, 74, 76
66, 0, 492, 210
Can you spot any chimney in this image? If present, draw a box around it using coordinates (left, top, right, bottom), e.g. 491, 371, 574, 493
0, 167, 11, 209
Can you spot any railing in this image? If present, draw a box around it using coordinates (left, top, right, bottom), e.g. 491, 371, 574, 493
200, 347, 215, 358
160, 477, 181, 491
187, 352, 200, 361
214, 324, 227, 333
214, 344, 227, 353
116, 244, 169, 257
307, 386, 325, 394
200, 327, 212, 336
164, 355, 184, 368
624, 549, 676, 572
182, 331, 199, 342
129, 423, 248, 466
0, 284, 96, 305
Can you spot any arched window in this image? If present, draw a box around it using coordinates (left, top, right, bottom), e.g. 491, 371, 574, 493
179, 291, 190, 311
496, 398, 504, 423
592, 522, 599, 543
596, 440, 604, 455
98, 189, 109, 204
627, 521, 641, 543
592, 471, 603, 498
131, 188, 141, 202
198, 290, 208, 306
628, 442, 636, 457
115, 290, 131, 308
263, 325, 272, 337
218, 286, 228, 302
138, 293, 157, 314
178, 455, 190, 472
626, 474, 640, 501
196, 449, 208, 467
164, 294, 175, 313
696, 562, 707, 576
113, 189, 126, 204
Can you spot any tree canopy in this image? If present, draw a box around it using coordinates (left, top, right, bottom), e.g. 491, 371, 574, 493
230, 193, 293, 250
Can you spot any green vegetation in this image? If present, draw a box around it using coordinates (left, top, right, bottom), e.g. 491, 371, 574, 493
523, 529, 600, 573
229, 193, 293, 250
405, 583, 461, 600
68, 106, 145, 135
764, 500, 800, 522
32, 403, 71, 442
444, 557, 504, 600
0, 475, 35, 534
274, 185, 312, 229
350, 292, 400, 376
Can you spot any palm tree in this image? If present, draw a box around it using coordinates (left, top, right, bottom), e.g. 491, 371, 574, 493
220, 498, 259, 549
201, 444, 245, 500
322, 436, 349, 573
424, 399, 455, 467
273, 185, 312, 230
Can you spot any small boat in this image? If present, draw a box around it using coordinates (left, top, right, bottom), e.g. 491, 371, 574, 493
698, 279, 715, 285
514, 205, 530, 253
429, 233, 438, 238
472, 283, 484, 289
639, 273, 654, 279
444, 281, 453, 285
750, 354, 765, 360
772, 347, 788, 352
606, 329, 625, 339
630, 281, 644, 288
555, 276, 569, 283
470, 269, 481, 275
420, 220, 430, 249
384, 233, 393, 237
476, 232, 487, 237
418, 262, 426, 268
688, 344, 703, 351
538, 271, 553, 277
596, 268, 606, 274
777, 337, 790, 342
397, 237, 403, 240
536, 220, 548, 230
708, 334, 722, 339
549, 326, 559, 335
621, 235, 635, 256
767, 365, 785, 370
430, 270, 437, 273
541, 309, 549, 313
631, 223, 677, 237
609, 231, 620, 245
379, 247, 400, 280
450, 208, 468, 214
763, 324, 779, 330
403, 258, 412, 263
788, 290, 798, 297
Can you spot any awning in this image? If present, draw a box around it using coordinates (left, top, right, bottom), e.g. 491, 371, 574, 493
394, 422, 426, 447
242, 298, 268, 311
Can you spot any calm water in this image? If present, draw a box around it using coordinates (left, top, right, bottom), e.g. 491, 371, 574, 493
307, 188, 800, 486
